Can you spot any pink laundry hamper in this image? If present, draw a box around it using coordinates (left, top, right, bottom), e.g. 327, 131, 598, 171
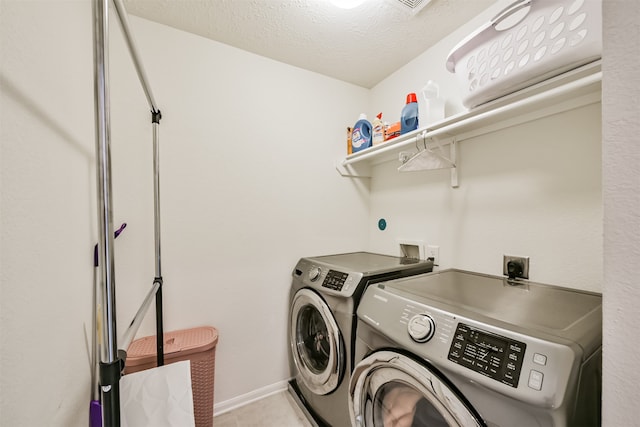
124, 326, 219, 427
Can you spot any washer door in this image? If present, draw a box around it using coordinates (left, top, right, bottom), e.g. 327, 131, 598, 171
349, 350, 485, 427
290, 288, 344, 395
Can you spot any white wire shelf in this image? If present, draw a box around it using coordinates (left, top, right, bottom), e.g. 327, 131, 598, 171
336, 60, 602, 183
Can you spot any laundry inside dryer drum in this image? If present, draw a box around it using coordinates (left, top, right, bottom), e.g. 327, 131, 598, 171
372, 382, 451, 427
351, 352, 483, 427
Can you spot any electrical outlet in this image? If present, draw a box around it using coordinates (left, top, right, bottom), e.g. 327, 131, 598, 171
426, 245, 439, 266
503, 255, 529, 280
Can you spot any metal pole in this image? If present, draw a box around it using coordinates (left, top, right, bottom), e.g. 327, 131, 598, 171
120, 280, 162, 351
152, 116, 164, 367
112, 0, 165, 367
111, 0, 158, 112
152, 120, 162, 280
93, 0, 120, 424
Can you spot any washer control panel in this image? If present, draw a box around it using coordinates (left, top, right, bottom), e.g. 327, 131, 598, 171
322, 269, 349, 291
448, 322, 526, 388
293, 261, 360, 296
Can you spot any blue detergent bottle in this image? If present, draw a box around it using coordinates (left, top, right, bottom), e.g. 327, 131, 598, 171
351, 113, 372, 153
400, 93, 419, 135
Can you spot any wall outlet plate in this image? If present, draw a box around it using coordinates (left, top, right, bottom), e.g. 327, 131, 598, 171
426, 245, 440, 266
503, 255, 529, 280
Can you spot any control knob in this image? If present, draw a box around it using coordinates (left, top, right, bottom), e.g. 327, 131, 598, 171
308, 267, 321, 282
408, 314, 436, 343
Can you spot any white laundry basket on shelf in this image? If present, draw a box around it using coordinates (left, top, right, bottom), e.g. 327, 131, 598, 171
446, 0, 601, 108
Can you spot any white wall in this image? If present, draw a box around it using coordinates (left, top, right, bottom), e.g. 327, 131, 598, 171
366, 0, 602, 291
601, 0, 640, 425
367, 104, 602, 290
0, 2, 369, 425
108, 15, 372, 408
1, 2, 96, 425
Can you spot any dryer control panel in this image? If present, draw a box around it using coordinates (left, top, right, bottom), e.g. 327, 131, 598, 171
448, 323, 526, 388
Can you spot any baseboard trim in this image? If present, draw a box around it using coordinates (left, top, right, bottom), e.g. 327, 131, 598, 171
213, 378, 292, 416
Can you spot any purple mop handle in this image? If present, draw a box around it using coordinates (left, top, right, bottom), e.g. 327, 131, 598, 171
93, 223, 127, 267
90, 400, 102, 427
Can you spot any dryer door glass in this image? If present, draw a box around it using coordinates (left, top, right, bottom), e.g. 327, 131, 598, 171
298, 305, 330, 373
372, 382, 449, 427
290, 289, 344, 395
350, 350, 485, 427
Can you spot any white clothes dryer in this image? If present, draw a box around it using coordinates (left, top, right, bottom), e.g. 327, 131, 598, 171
350, 269, 602, 427
288, 252, 433, 427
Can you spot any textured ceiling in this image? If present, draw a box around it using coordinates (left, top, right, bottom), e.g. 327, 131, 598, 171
122, 0, 496, 88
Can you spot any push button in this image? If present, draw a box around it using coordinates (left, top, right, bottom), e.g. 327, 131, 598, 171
528, 370, 544, 391
533, 353, 547, 366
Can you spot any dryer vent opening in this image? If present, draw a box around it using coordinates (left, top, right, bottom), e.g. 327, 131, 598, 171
399, 242, 423, 260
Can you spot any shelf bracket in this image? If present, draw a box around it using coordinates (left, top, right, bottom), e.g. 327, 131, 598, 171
450, 138, 458, 188
336, 160, 371, 178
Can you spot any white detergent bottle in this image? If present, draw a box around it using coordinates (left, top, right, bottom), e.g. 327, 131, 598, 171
420, 80, 445, 127
372, 113, 385, 146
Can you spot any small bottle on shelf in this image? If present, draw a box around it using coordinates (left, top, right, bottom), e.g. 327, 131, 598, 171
372, 113, 385, 146
420, 80, 445, 127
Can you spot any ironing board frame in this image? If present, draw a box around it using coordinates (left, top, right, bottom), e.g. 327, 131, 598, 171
92, 0, 165, 425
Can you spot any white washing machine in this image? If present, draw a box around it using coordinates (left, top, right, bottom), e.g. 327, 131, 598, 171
288, 252, 434, 427
350, 269, 602, 427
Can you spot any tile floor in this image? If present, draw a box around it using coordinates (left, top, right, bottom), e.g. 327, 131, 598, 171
214, 390, 314, 427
